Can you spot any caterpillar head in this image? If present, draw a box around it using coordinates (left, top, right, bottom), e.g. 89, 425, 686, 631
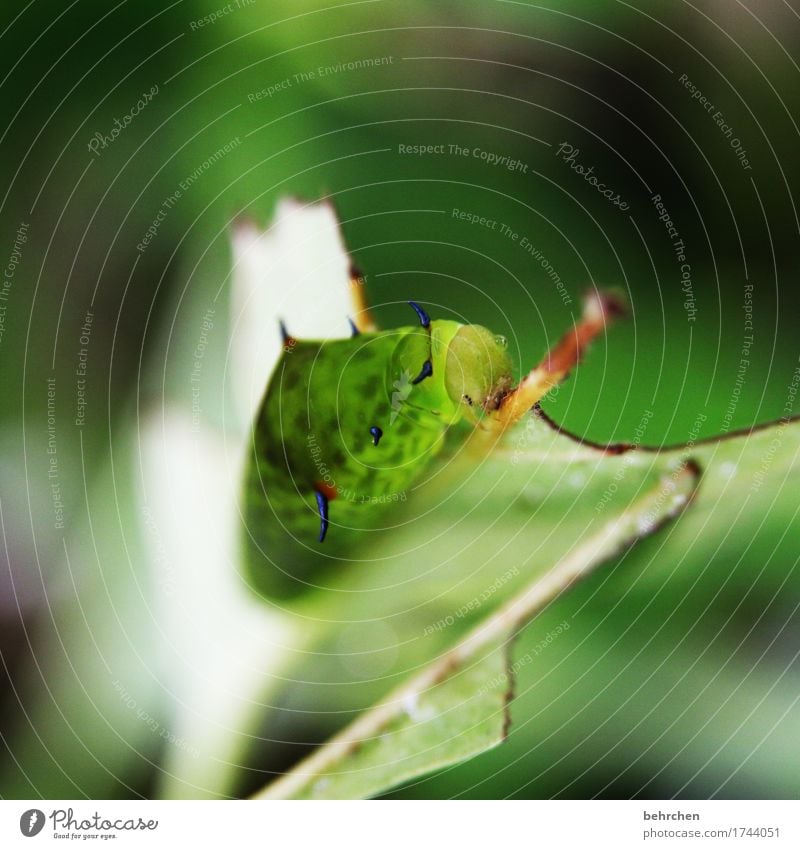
444, 324, 514, 412
390, 308, 514, 422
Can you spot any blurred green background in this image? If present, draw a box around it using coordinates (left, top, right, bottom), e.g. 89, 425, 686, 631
1, 0, 798, 800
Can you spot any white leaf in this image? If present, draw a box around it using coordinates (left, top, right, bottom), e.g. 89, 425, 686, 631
139, 198, 361, 796
230, 198, 358, 429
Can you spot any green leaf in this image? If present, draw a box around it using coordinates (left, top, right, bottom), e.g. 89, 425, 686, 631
390, 412, 800, 799
254, 450, 699, 800
250, 411, 800, 799
258, 635, 511, 801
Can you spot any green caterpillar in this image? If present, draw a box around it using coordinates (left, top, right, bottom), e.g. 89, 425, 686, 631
244, 283, 620, 600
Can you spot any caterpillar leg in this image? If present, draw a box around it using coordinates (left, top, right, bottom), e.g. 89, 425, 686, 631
314, 488, 330, 543
486, 290, 625, 435
408, 301, 431, 328
407, 301, 434, 384
278, 319, 297, 353
411, 359, 433, 385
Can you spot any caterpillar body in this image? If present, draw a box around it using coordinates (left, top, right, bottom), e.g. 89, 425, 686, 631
239, 204, 621, 600
243, 300, 620, 601
244, 303, 516, 598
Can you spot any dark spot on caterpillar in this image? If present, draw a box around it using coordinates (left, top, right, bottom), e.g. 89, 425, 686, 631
389, 443, 411, 462
295, 414, 310, 436
369, 426, 383, 446
328, 444, 346, 466
361, 375, 381, 396
397, 417, 418, 437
